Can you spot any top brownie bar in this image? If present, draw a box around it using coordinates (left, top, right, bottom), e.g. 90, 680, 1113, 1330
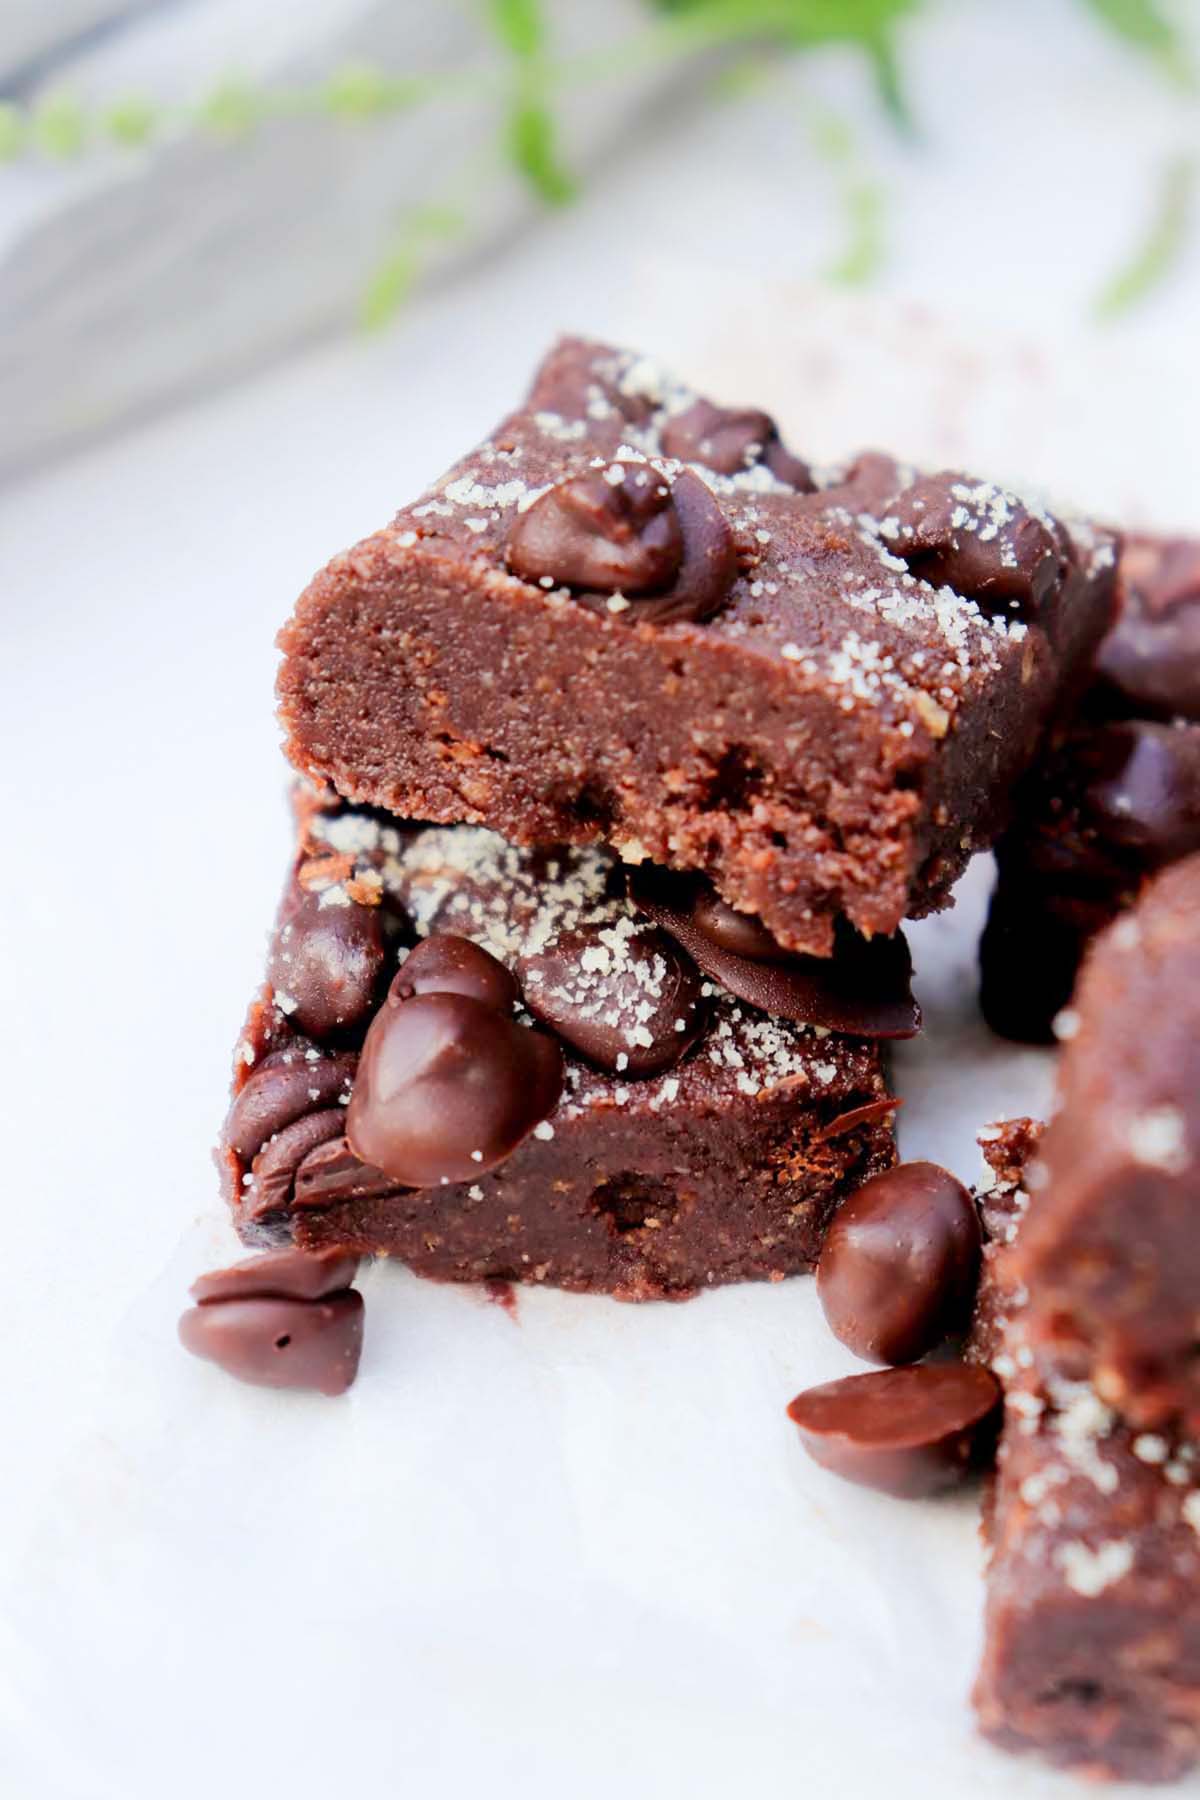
278, 338, 1117, 954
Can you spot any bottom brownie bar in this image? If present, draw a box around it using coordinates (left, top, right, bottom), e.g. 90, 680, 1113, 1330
219, 785, 895, 1299
971, 1121, 1200, 1782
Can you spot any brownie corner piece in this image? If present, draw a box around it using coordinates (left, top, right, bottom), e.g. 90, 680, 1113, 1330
220, 783, 896, 1300
276, 336, 1117, 956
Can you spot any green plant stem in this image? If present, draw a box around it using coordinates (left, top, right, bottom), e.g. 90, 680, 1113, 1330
1094, 155, 1196, 318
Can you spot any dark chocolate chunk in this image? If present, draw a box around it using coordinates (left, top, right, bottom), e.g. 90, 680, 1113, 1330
655, 468, 738, 623
661, 398, 814, 490
519, 920, 705, 1075
224, 1047, 357, 1161
391, 933, 519, 1012
346, 991, 563, 1186
507, 464, 683, 596
816, 1161, 981, 1364
268, 886, 388, 1039
190, 1245, 360, 1304
787, 1364, 1001, 1498
179, 1291, 364, 1395
629, 866, 920, 1039
888, 472, 1067, 621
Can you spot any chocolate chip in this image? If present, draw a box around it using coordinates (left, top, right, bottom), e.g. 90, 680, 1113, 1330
391, 933, 519, 1011
1078, 722, 1200, 866
786, 1364, 1001, 1498
179, 1291, 364, 1395
346, 991, 563, 1186
661, 398, 814, 490
887, 472, 1068, 621
224, 1047, 357, 1161
509, 464, 737, 625
268, 886, 389, 1039
628, 866, 920, 1039
507, 465, 683, 596
651, 469, 738, 624
690, 887, 788, 961
816, 1162, 982, 1364
190, 1246, 360, 1305
293, 1136, 404, 1208
246, 1107, 348, 1219
519, 920, 706, 1075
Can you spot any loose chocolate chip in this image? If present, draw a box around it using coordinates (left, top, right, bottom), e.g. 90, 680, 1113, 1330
661, 398, 814, 491
786, 1364, 1001, 1498
816, 1162, 982, 1365
519, 920, 706, 1075
268, 886, 389, 1039
246, 1107, 348, 1219
507, 465, 683, 596
628, 866, 920, 1039
887, 472, 1067, 621
391, 933, 519, 1012
346, 991, 563, 1186
179, 1291, 364, 1395
224, 1047, 358, 1161
293, 1136, 406, 1208
191, 1245, 360, 1305
1078, 721, 1200, 867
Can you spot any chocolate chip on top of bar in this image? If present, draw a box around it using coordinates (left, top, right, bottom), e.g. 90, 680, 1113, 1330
219, 785, 897, 1300
278, 337, 1117, 956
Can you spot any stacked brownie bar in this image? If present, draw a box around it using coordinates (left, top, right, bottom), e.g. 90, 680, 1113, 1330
218, 337, 1116, 1298
982, 531, 1200, 1042
972, 858, 1200, 1781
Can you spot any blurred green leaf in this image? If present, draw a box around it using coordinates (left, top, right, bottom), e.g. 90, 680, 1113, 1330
1095, 155, 1195, 318
651, 0, 919, 44
1081, 0, 1195, 83
104, 96, 157, 146
324, 62, 422, 119
489, 0, 547, 60
199, 78, 261, 137
0, 103, 23, 160
828, 177, 884, 283
507, 95, 576, 203
31, 94, 86, 158
361, 247, 421, 330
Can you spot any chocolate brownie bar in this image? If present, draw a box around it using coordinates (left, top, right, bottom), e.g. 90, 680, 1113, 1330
982, 533, 1200, 1042
277, 338, 1117, 956
970, 1119, 1200, 1782
220, 783, 896, 1299
1001, 854, 1200, 1434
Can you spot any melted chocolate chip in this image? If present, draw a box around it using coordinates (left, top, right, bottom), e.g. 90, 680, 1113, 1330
246, 1107, 348, 1219
661, 398, 814, 490
392, 933, 519, 1011
651, 469, 738, 624
887, 472, 1067, 622
690, 887, 789, 961
268, 887, 389, 1039
816, 1162, 982, 1364
628, 866, 920, 1039
179, 1291, 364, 1395
507, 465, 683, 596
346, 991, 563, 1186
225, 1047, 357, 1161
190, 1246, 360, 1305
293, 1136, 405, 1208
520, 920, 706, 1075
1078, 721, 1200, 866
1096, 538, 1200, 721
787, 1364, 1001, 1498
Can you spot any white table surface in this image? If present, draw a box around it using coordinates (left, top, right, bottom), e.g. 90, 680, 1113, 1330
2, 7, 1199, 1795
